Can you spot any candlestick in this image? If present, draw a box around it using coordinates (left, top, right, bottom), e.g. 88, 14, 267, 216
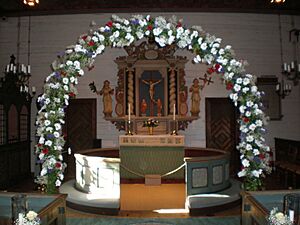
128, 103, 131, 121
173, 104, 176, 120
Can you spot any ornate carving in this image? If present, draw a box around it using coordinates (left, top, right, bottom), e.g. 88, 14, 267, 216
115, 68, 125, 116
178, 68, 188, 116
127, 67, 134, 115
168, 67, 177, 115
124, 39, 177, 60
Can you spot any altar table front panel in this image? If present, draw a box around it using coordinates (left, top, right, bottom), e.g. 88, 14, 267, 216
0, 192, 66, 225
119, 135, 185, 180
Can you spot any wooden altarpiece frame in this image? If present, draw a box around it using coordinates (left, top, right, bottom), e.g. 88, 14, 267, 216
105, 38, 198, 134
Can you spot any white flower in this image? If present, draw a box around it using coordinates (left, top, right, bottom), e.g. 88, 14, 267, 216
251, 86, 258, 93
252, 170, 260, 178
145, 30, 150, 36
246, 144, 252, 150
245, 111, 251, 117
246, 101, 253, 107
242, 87, 250, 93
70, 76, 75, 83
63, 85, 69, 91
66, 60, 73, 66
92, 36, 98, 42
168, 35, 175, 45
46, 127, 53, 132
45, 140, 53, 147
39, 153, 44, 159
238, 169, 246, 177
73, 61, 80, 69
59, 173, 64, 180
234, 84, 241, 92
254, 108, 263, 115
219, 48, 225, 55
256, 120, 263, 127
44, 120, 51, 126
197, 37, 203, 45
78, 69, 84, 76
54, 123, 62, 131
136, 31, 144, 39
239, 106, 246, 113
55, 179, 61, 186
243, 78, 250, 85
153, 27, 163, 36
26, 211, 38, 221
39, 137, 45, 144
193, 55, 202, 63
249, 124, 256, 131
253, 149, 260, 155
200, 42, 207, 50
242, 159, 250, 167
211, 47, 218, 55
40, 167, 47, 176
45, 98, 50, 105
236, 78, 243, 84
54, 132, 60, 138
246, 135, 254, 142
229, 93, 238, 101
113, 30, 120, 38
96, 45, 105, 55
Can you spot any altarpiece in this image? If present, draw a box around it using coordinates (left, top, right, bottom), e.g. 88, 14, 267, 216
105, 38, 198, 134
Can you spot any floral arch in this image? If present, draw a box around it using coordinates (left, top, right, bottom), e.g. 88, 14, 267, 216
35, 14, 271, 193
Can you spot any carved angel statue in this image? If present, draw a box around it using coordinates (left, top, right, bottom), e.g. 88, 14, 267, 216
89, 80, 114, 117
189, 78, 201, 116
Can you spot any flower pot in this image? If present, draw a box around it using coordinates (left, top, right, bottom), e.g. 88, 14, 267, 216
148, 127, 153, 135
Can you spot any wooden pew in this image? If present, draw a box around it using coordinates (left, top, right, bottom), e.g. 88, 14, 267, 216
275, 138, 300, 188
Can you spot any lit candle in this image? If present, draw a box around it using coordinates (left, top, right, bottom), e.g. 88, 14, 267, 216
32, 86, 36, 94
283, 63, 287, 72
10, 63, 13, 71
6, 65, 9, 73
18, 213, 23, 224
287, 65, 291, 73
173, 104, 176, 121
128, 103, 131, 121
276, 84, 280, 91
27, 65, 31, 74
291, 61, 295, 70
289, 210, 294, 222
298, 64, 300, 72
20, 86, 23, 92
13, 66, 16, 73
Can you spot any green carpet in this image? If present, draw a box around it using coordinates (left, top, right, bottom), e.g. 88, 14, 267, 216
67, 216, 241, 225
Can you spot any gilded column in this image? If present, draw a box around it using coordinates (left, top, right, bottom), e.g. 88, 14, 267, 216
127, 67, 134, 115
169, 67, 176, 115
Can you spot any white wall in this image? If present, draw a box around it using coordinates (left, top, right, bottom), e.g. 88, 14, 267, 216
0, 12, 299, 172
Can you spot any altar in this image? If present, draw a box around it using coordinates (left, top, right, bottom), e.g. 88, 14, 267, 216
119, 134, 185, 180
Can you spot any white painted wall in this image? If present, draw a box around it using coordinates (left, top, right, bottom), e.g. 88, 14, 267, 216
0, 12, 299, 172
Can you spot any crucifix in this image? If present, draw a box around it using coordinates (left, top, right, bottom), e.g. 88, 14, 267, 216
142, 78, 162, 116
199, 73, 214, 89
